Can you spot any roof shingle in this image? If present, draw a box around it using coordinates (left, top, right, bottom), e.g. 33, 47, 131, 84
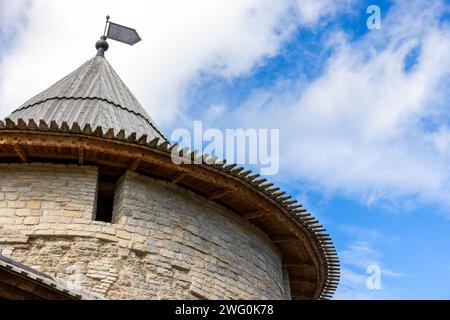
9, 55, 165, 140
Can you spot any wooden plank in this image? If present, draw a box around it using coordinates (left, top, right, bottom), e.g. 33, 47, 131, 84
169, 171, 188, 184
129, 158, 141, 171
241, 210, 266, 220
207, 189, 231, 201
85, 157, 130, 169
12, 144, 28, 162
283, 263, 314, 269
272, 235, 297, 244
79, 147, 85, 165
290, 279, 314, 285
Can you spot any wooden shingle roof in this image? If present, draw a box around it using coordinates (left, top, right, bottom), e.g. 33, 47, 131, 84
9, 55, 165, 141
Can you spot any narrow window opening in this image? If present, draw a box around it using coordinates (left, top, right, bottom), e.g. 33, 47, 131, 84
95, 173, 119, 223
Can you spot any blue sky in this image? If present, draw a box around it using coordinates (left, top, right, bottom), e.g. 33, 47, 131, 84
1, 0, 450, 299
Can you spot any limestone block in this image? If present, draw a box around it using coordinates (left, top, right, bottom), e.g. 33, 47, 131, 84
23, 217, 40, 225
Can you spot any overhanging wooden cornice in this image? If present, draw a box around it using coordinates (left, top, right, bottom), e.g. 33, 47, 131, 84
0, 118, 340, 299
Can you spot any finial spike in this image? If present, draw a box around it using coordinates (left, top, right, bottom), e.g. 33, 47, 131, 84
104, 15, 110, 37
95, 35, 109, 57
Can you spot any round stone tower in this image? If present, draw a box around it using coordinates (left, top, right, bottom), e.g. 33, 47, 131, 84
0, 39, 339, 300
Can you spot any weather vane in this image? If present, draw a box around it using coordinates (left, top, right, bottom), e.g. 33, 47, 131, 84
96, 15, 142, 56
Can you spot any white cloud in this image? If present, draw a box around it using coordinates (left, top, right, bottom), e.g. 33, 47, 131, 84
340, 241, 403, 277
331, 223, 406, 299
218, 0, 450, 210
0, 0, 342, 127
341, 241, 378, 269
334, 268, 396, 300
338, 224, 399, 243
295, 0, 352, 24
334, 267, 380, 300
205, 104, 226, 122
0, 0, 30, 33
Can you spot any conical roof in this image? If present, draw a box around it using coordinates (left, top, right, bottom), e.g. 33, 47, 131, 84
9, 54, 165, 140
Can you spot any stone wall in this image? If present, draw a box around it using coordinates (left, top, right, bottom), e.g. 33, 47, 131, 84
0, 164, 288, 300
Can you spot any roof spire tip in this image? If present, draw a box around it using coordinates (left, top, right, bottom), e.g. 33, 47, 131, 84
95, 36, 109, 57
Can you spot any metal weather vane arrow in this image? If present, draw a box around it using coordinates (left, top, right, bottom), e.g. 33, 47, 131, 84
104, 15, 142, 46
96, 16, 142, 57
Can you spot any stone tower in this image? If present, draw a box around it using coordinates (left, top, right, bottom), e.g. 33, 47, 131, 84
0, 38, 339, 300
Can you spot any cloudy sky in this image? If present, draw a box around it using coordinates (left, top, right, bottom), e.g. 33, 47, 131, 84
1, 0, 450, 299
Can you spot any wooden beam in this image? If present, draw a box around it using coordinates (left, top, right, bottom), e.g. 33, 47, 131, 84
241, 210, 267, 220
283, 263, 314, 268
169, 171, 188, 184
12, 144, 28, 162
79, 147, 85, 165
129, 158, 141, 171
207, 189, 231, 201
290, 279, 317, 297
272, 235, 297, 244
86, 157, 130, 170
283, 263, 317, 279
290, 279, 313, 285
129, 153, 146, 171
